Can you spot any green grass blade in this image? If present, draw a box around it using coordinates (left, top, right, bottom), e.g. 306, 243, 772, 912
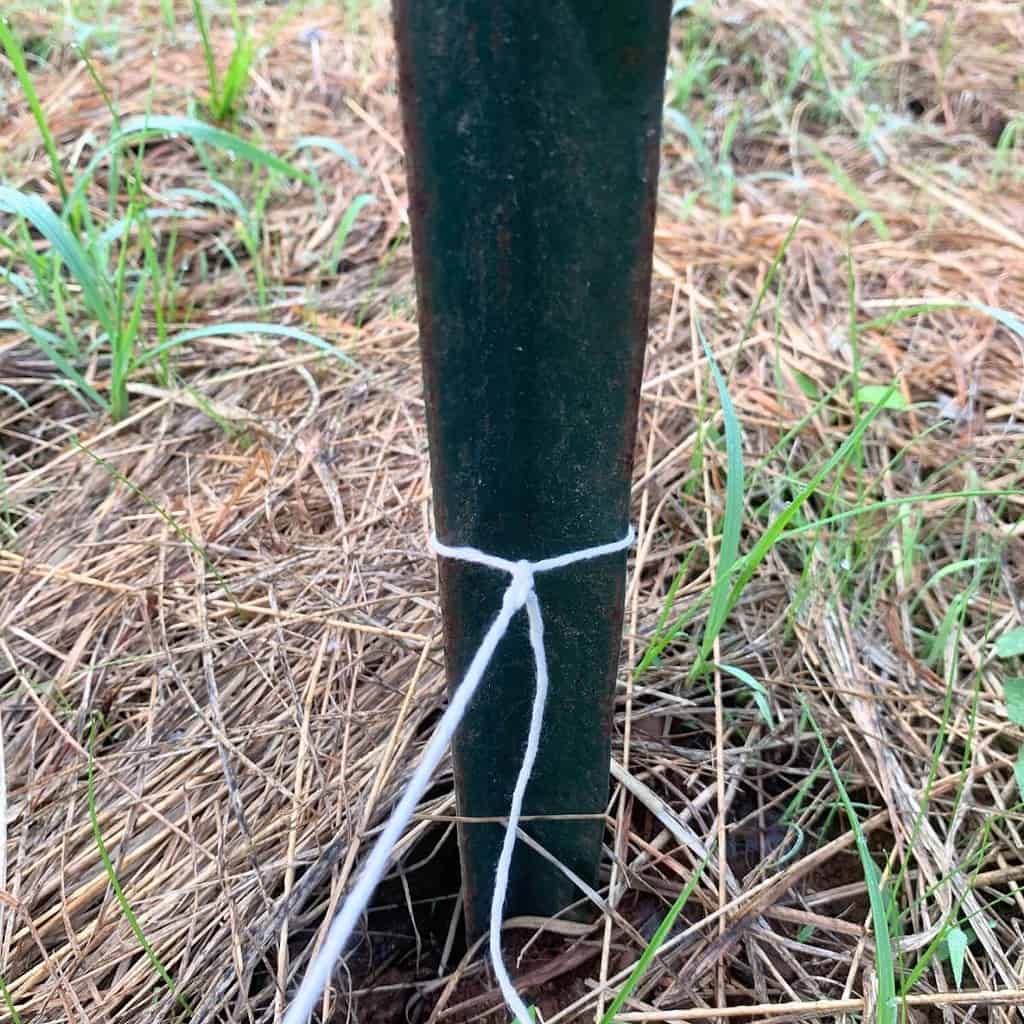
991, 117, 1021, 185
0, 187, 113, 336
0, 319, 109, 411
0, 383, 30, 409
693, 322, 745, 671
0, 975, 21, 1024
859, 300, 1024, 343
118, 115, 311, 181
752, 370, 849, 470
329, 193, 376, 270
721, 387, 897, 626
814, 148, 890, 240
735, 210, 802, 360
136, 320, 355, 367
76, 44, 120, 128
599, 854, 709, 1024
66, 115, 312, 213
291, 134, 365, 174
73, 439, 238, 606
771, 489, 1023, 546
717, 663, 773, 727
0, 17, 67, 202
99, 205, 210, 246
0, 266, 33, 297
205, 179, 248, 220
636, 592, 707, 675
217, 29, 255, 121
110, 270, 148, 420
87, 719, 191, 1013
635, 547, 699, 674
191, 0, 221, 111
664, 107, 714, 175
803, 701, 897, 1024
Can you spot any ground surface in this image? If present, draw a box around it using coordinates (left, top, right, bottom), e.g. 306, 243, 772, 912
2, 2, 1024, 1022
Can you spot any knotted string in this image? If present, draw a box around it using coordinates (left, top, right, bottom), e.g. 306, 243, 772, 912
283, 526, 634, 1024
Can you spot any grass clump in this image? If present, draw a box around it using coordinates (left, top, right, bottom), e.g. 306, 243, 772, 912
0, 54, 349, 419
191, 0, 256, 125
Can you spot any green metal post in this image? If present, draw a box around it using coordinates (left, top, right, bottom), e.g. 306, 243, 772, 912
393, 3, 672, 936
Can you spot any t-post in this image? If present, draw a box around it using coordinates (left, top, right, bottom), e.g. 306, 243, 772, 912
394, 3, 672, 936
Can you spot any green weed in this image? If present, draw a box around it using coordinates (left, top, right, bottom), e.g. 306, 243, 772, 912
815, 149, 890, 239
0, 975, 21, 1024
804, 701, 897, 1024
664, 107, 741, 216
0, 96, 354, 418
992, 117, 1023, 186
192, 0, 256, 124
0, 16, 67, 201
599, 855, 709, 1023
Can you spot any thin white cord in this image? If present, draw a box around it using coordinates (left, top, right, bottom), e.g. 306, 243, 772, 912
283, 527, 634, 1024
487, 585, 547, 1024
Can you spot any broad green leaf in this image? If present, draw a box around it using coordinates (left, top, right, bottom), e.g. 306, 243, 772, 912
996, 628, 1024, 658
946, 926, 967, 989
793, 368, 820, 400
856, 383, 908, 411
1004, 678, 1024, 727
1015, 749, 1024, 803
718, 663, 774, 728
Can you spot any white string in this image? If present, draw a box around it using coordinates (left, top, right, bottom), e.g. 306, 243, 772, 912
283, 526, 634, 1024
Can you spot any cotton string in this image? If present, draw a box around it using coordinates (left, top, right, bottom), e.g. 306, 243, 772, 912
283, 526, 634, 1024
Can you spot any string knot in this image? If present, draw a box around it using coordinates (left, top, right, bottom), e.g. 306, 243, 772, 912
504, 559, 535, 611
283, 526, 634, 1024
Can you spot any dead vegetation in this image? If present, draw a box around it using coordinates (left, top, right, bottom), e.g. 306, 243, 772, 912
2, 1, 1024, 1022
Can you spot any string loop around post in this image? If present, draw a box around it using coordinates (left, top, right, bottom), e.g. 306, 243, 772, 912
283, 527, 634, 1024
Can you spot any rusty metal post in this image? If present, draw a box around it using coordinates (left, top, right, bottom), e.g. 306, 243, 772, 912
393, 2, 672, 936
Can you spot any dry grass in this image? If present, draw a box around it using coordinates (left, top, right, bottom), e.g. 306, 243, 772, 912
2, 1, 1024, 1022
